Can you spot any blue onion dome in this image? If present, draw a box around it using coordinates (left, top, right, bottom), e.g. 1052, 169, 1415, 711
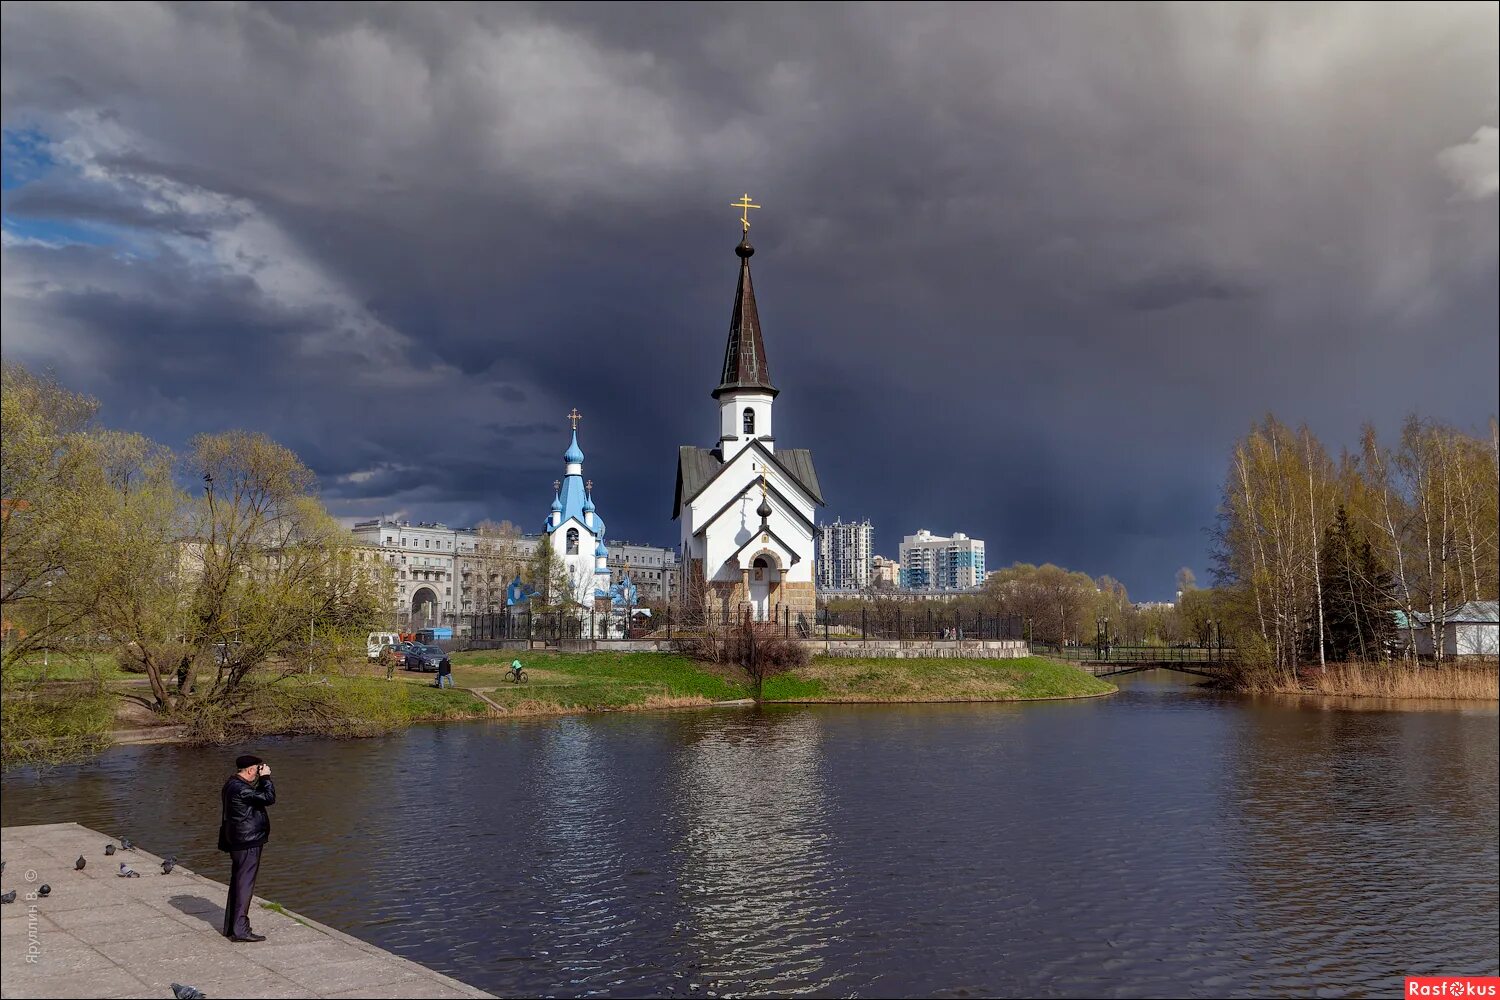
550, 494, 562, 512
583, 494, 595, 513
595, 540, 608, 557
564, 431, 585, 465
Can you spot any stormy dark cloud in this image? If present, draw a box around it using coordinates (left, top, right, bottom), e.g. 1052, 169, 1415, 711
3, 2, 1496, 599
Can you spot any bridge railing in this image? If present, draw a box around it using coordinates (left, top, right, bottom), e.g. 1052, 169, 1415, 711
1032, 643, 1235, 666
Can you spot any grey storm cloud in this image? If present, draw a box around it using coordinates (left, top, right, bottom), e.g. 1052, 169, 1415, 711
2, 2, 1496, 598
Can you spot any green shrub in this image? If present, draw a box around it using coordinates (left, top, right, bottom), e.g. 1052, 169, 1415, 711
1, 684, 114, 769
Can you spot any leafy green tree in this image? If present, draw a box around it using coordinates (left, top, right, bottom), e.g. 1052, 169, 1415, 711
526, 539, 574, 614
2, 362, 107, 670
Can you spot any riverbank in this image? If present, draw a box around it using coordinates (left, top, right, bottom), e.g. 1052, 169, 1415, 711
2, 652, 1113, 766
1226, 660, 1499, 700
379, 651, 1113, 709
0, 822, 491, 998
762, 655, 1115, 702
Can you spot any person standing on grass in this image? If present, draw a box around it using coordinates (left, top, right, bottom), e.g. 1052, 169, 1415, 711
219, 754, 276, 943
436, 654, 454, 688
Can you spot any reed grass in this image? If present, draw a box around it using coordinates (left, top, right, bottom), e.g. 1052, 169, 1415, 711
1294, 661, 1498, 700
1228, 659, 1500, 700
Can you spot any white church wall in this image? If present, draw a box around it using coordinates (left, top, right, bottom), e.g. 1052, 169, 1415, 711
698, 498, 814, 585
685, 447, 817, 534
549, 516, 601, 607
687, 450, 816, 587
717, 391, 775, 458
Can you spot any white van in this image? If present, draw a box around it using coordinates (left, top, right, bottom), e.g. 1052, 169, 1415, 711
367, 631, 402, 660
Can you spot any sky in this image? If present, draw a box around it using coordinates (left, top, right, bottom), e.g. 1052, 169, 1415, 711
2, 3, 1496, 601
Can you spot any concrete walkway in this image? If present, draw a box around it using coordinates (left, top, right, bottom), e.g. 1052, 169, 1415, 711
1, 823, 492, 999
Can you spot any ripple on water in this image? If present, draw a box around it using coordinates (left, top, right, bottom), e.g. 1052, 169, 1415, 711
2, 674, 1495, 997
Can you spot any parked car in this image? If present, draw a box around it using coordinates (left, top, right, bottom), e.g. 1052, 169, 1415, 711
405, 643, 446, 672
367, 631, 402, 661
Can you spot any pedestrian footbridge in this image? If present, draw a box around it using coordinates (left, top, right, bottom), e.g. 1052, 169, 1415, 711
1033, 643, 1235, 679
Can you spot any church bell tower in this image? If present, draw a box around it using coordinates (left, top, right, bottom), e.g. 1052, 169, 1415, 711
714, 219, 778, 460
672, 196, 825, 623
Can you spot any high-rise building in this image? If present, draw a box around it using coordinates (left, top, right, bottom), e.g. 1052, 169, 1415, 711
899, 529, 987, 590
816, 518, 873, 591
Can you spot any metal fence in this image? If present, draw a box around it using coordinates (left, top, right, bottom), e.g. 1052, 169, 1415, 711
452, 605, 1026, 647
459, 609, 658, 646
814, 607, 1025, 642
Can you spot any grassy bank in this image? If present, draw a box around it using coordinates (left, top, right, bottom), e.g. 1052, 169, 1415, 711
4, 652, 137, 683
449, 650, 748, 712
762, 655, 1114, 702
1236, 661, 1499, 700
2, 651, 1114, 767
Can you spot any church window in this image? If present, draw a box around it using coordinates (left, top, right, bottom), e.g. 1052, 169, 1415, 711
567, 528, 580, 554
743, 408, 755, 435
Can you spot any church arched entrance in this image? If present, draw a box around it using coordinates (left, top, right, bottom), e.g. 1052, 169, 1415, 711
749, 554, 780, 622
411, 586, 439, 626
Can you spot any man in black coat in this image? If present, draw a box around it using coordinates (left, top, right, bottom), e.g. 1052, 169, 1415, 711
219, 753, 276, 942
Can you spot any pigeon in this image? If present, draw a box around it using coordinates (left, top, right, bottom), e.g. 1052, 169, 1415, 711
0, 890, 15, 904
161, 857, 177, 875
104, 843, 116, 856
117, 863, 140, 878
38, 885, 50, 897
120, 837, 135, 851
171, 984, 207, 1000
75, 856, 86, 871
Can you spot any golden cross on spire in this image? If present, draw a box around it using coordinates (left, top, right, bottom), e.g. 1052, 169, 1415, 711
731, 193, 761, 233
567, 407, 582, 430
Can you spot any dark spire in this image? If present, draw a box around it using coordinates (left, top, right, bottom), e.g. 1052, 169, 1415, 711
713, 235, 779, 399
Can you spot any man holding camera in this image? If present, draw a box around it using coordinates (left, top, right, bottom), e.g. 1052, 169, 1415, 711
218, 753, 276, 942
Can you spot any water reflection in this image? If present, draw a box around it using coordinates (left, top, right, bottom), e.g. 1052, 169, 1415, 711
671, 710, 839, 995
2, 673, 1495, 998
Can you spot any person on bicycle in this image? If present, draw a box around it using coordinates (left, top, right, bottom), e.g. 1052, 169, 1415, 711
510, 658, 524, 682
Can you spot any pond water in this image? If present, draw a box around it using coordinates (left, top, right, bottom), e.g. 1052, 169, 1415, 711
3, 671, 1496, 997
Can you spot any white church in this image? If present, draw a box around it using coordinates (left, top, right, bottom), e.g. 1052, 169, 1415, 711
673, 207, 824, 622
542, 411, 613, 613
